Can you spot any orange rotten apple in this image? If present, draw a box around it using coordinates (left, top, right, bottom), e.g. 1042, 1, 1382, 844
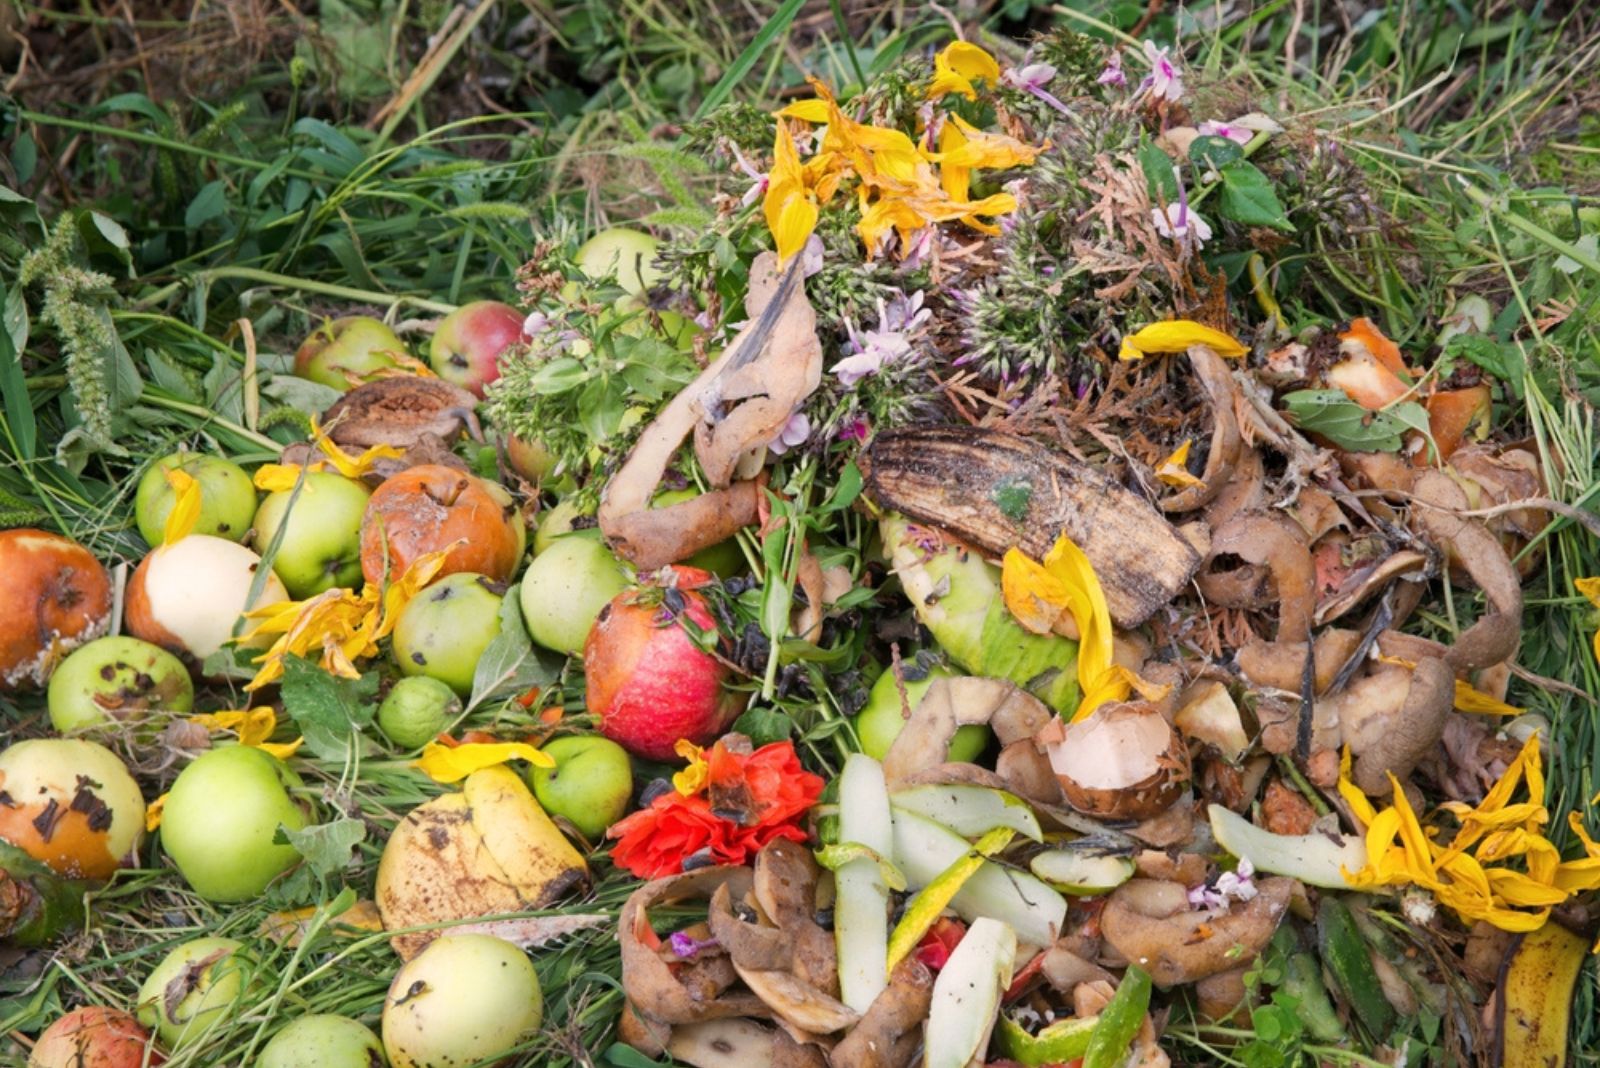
583, 567, 743, 761
0, 738, 144, 880
359, 465, 523, 585
0, 529, 113, 690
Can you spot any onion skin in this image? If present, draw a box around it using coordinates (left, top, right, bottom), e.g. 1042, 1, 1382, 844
0, 529, 112, 690
1046, 702, 1190, 822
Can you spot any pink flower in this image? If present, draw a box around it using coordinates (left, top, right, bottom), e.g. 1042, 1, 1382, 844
1137, 40, 1183, 102
732, 144, 768, 207
1003, 62, 1071, 115
1097, 52, 1126, 88
1152, 201, 1212, 248
1188, 857, 1257, 909
1198, 120, 1253, 145
833, 290, 930, 386
766, 411, 811, 456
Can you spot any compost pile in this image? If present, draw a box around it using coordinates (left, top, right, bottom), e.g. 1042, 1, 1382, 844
2, 25, 1597, 1068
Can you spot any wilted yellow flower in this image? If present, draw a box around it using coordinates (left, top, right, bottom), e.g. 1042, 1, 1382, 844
764, 121, 826, 265
239, 544, 457, 690
1119, 320, 1248, 361
1155, 439, 1203, 489
253, 416, 404, 492
673, 739, 709, 795
162, 467, 203, 544
189, 707, 304, 760
414, 740, 554, 783
926, 41, 1000, 101
1578, 577, 1600, 669
1002, 534, 1135, 721
924, 115, 1047, 204
1338, 736, 1600, 932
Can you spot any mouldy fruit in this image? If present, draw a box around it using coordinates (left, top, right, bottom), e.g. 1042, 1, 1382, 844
258, 1014, 386, 1068
159, 746, 308, 902
390, 572, 504, 696
381, 934, 542, 1068
428, 301, 528, 398
252, 470, 372, 597
27, 1006, 162, 1068
583, 567, 743, 761
47, 635, 194, 734
124, 534, 288, 662
135, 936, 255, 1049
294, 316, 406, 392
134, 453, 258, 547
0, 738, 144, 880
0, 529, 112, 690
359, 465, 522, 585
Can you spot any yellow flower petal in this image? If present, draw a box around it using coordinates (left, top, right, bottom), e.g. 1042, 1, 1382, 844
310, 416, 403, 480
254, 463, 306, 493
162, 467, 203, 545
1118, 320, 1248, 362
414, 741, 554, 783
924, 115, 1046, 172
145, 792, 167, 832
775, 98, 831, 123
673, 739, 709, 796
764, 122, 820, 264
926, 41, 1000, 101
1001, 548, 1073, 636
1156, 439, 1203, 488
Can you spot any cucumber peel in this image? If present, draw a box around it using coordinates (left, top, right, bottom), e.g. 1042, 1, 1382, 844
886, 826, 1014, 972
1208, 804, 1364, 889
836, 753, 895, 1014
890, 783, 1043, 842
925, 916, 1017, 1068
996, 1012, 1099, 1066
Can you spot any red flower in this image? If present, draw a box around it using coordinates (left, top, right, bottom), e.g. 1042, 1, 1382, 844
607, 736, 824, 879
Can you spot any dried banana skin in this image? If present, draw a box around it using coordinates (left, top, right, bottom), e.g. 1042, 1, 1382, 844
861, 426, 1200, 627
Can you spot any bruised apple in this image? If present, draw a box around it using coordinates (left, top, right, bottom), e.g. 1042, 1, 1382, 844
252, 471, 371, 597
136, 937, 255, 1049
359, 465, 522, 585
428, 301, 527, 397
382, 934, 542, 1068
125, 535, 288, 661
28, 1006, 161, 1068
0, 529, 112, 690
259, 1014, 385, 1068
295, 316, 406, 391
0, 738, 144, 879
135, 453, 258, 547
583, 567, 743, 760
519, 532, 628, 655
47, 635, 194, 734
391, 572, 504, 696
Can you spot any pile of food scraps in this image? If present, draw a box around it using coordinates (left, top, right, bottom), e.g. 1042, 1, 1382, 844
2, 22, 1598, 1068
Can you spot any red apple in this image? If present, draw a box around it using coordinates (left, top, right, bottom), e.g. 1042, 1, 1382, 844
428, 301, 527, 397
29, 1006, 162, 1068
583, 567, 743, 760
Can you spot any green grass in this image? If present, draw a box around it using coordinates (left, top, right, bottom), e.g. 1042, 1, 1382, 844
2, 0, 1598, 1065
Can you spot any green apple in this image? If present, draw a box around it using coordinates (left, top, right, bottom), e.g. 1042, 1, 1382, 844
519, 533, 628, 655
527, 735, 632, 840
652, 487, 744, 577
295, 316, 406, 391
855, 664, 992, 763
378, 676, 460, 749
533, 498, 593, 555
135, 453, 259, 547
160, 746, 308, 901
252, 471, 372, 597
136, 936, 255, 1048
575, 227, 662, 297
260, 1014, 387, 1068
391, 572, 504, 695
382, 934, 541, 1068
46, 635, 193, 734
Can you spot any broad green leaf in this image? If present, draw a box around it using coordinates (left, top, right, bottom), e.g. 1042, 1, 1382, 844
1138, 138, 1178, 202
185, 180, 230, 228
1217, 160, 1293, 231
468, 594, 558, 712
1281, 390, 1431, 453
279, 655, 381, 758
276, 817, 366, 878
1189, 135, 1244, 169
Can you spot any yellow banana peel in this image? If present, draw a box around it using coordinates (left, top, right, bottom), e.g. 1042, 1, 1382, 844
1497, 920, 1588, 1068
376, 765, 588, 959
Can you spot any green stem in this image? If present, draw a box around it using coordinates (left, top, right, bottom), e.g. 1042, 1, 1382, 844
136, 268, 456, 316
140, 389, 280, 451
1458, 180, 1600, 275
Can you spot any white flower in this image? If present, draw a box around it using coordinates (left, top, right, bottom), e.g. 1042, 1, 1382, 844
799, 233, 825, 278
1198, 120, 1253, 145
1188, 856, 1257, 909
766, 411, 811, 456
522, 311, 550, 336
1152, 201, 1213, 248
833, 290, 930, 386
1138, 40, 1183, 103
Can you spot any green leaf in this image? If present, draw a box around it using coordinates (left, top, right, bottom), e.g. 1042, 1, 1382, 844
731, 705, 794, 746
1138, 139, 1178, 202
0, 287, 33, 460
1190, 135, 1244, 169
1216, 160, 1294, 231
694, 0, 806, 119
1281, 390, 1432, 453
185, 180, 230, 229
819, 462, 863, 513
276, 817, 366, 878
468, 594, 558, 712
279, 655, 381, 759
528, 356, 587, 394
